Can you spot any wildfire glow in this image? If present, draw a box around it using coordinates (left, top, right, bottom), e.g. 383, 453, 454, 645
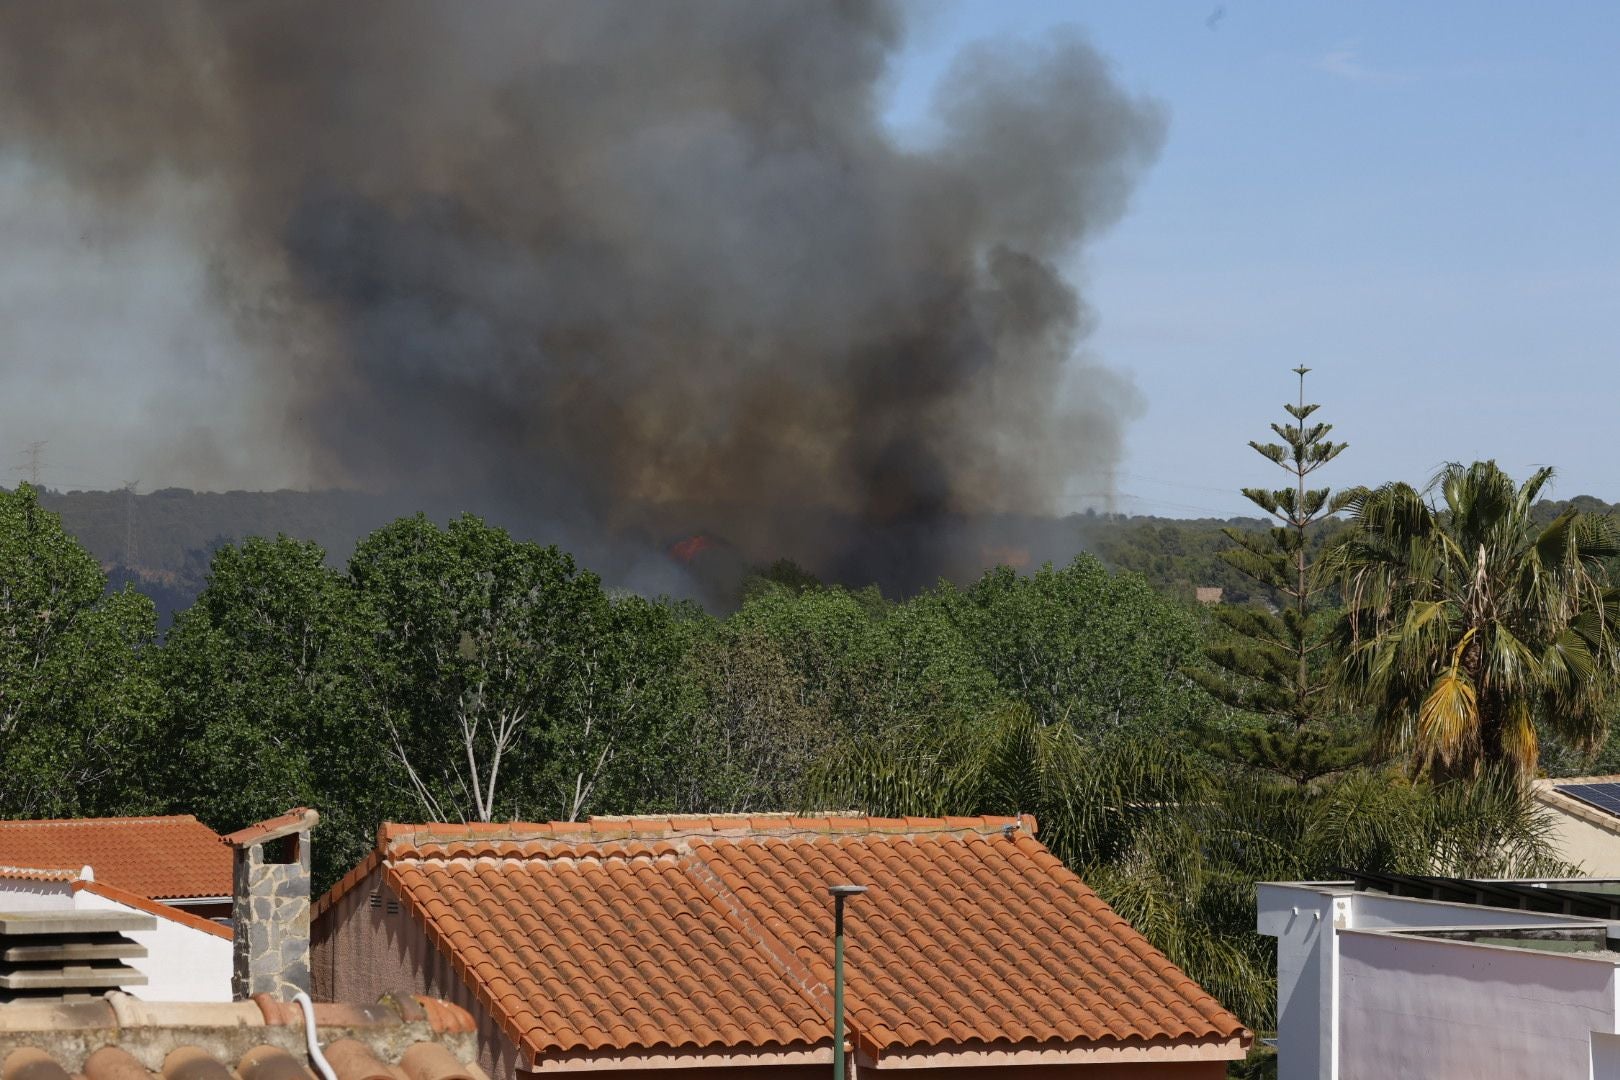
670, 535, 718, 563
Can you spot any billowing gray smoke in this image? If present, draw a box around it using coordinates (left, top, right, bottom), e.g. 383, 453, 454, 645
0, 2, 1162, 596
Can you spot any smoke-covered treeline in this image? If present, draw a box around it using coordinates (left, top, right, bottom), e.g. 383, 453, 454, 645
0, 483, 1202, 874
0, 484, 1579, 1034
0, 2, 1162, 595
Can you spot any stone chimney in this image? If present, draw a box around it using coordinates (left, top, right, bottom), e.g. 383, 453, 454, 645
222, 807, 319, 1001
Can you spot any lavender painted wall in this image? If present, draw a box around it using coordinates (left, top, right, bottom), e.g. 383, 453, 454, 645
1338, 930, 1617, 1079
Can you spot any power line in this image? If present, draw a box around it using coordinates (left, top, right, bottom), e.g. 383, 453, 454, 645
1113, 470, 1246, 497
1112, 490, 1252, 518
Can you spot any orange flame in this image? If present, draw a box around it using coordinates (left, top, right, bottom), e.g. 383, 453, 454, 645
670, 534, 717, 563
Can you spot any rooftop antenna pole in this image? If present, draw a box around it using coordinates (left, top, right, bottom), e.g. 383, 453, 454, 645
828, 884, 868, 1080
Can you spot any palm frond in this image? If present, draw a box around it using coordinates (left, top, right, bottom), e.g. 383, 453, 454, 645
1333, 461, 1620, 778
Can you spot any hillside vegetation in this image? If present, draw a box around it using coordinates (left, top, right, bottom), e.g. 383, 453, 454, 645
31, 485, 1618, 621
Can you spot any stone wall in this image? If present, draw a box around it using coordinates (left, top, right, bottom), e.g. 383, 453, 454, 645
231, 834, 311, 1000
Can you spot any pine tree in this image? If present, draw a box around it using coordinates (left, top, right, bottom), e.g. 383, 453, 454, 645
1190, 369, 1361, 780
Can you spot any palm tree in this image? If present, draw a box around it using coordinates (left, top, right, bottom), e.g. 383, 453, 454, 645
804, 705, 1568, 1032
1330, 461, 1620, 779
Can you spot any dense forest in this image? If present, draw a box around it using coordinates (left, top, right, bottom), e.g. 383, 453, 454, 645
11, 386, 1620, 1080
37, 483, 1620, 622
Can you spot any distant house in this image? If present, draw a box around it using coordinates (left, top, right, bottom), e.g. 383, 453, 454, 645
0, 864, 232, 1000
0, 815, 237, 1001
0, 814, 233, 919
1531, 776, 1620, 875
313, 814, 1250, 1080
1260, 874, 1620, 1079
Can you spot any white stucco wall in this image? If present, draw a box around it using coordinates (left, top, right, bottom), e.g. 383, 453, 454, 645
1257, 885, 1345, 1080
0, 880, 231, 1001
1258, 884, 1615, 1080
0, 880, 76, 911
1337, 930, 1618, 1079
73, 888, 232, 1001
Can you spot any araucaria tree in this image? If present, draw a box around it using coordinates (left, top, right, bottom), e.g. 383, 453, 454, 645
1332, 461, 1620, 779
1192, 367, 1348, 731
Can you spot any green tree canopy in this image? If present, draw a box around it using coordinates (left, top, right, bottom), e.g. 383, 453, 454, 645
1330, 461, 1620, 778
728, 584, 995, 735
158, 536, 386, 883
0, 485, 161, 816
935, 555, 1204, 734
350, 514, 689, 824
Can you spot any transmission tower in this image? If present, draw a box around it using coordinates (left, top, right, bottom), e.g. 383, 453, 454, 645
122, 480, 139, 569
16, 440, 45, 486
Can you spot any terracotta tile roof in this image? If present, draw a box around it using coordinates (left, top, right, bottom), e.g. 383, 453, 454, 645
0, 816, 231, 901
0, 992, 485, 1080
361, 814, 1247, 1066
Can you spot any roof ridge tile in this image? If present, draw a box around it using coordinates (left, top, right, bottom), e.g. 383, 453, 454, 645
682, 848, 828, 1014
73, 879, 233, 940
0, 863, 84, 882
0, 815, 200, 828
223, 807, 318, 848
376, 815, 1032, 855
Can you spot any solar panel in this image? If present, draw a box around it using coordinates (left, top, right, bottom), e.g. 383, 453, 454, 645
1555, 783, 1620, 817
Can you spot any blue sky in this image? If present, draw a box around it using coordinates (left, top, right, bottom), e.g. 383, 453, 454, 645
888, 2, 1620, 516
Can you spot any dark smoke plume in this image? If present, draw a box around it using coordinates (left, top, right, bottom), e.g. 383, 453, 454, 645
0, 2, 1163, 596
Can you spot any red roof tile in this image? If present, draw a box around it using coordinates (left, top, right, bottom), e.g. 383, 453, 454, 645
0, 865, 82, 883
223, 808, 319, 848
72, 880, 233, 941
0, 817, 231, 901
360, 815, 1247, 1066
0, 992, 486, 1080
